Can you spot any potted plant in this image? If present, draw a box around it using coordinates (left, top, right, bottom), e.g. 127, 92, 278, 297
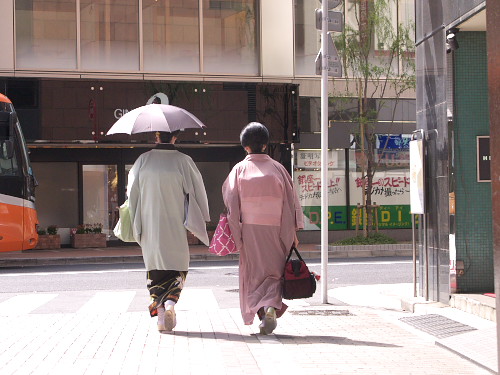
35, 225, 61, 249
186, 222, 217, 246
70, 223, 107, 248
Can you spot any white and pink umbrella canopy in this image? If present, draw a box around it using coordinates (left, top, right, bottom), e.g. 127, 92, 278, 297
106, 104, 205, 135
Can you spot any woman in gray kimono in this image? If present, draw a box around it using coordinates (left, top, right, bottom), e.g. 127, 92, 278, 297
127, 130, 210, 332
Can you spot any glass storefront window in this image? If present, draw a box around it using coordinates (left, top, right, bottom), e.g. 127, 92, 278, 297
80, 0, 139, 71
31, 162, 79, 228
82, 165, 118, 235
143, 0, 200, 73
202, 0, 258, 74
15, 0, 77, 69
294, 0, 320, 75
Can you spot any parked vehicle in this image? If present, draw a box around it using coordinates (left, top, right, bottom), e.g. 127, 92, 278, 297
0, 93, 38, 251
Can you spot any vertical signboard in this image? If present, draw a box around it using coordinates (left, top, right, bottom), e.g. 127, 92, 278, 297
409, 138, 425, 214
477, 136, 491, 182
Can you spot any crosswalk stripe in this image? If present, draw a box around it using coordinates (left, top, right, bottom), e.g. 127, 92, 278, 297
77, 291, 136, 314
285, 299, 310, 308
0, 289, 300, 315
0, 293, 58, 315
176, 289, 219, 311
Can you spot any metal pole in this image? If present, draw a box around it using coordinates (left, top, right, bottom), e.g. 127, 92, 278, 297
411, 213, 417, 297
320, 0, 329, 304
423, 213, 428, 300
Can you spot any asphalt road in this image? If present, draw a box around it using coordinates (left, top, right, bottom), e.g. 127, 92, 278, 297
0, 256, 414, 310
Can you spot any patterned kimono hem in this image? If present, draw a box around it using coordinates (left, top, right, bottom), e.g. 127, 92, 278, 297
147, 270, 187, 317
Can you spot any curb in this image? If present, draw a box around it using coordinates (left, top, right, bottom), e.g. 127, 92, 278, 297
0, 247, 413, 268
450, 294, 497, 322
328, 243, 413, 258
0, 255, 145, 268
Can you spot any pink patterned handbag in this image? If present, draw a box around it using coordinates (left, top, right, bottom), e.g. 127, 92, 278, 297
208, 213, 237, 256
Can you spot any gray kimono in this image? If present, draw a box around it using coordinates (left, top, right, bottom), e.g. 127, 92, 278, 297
127, 148, 210, 271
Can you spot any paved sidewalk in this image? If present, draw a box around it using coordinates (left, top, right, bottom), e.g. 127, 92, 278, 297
0, 244, 497, 374
331, 283, 498, 374
0, 286, 495, 375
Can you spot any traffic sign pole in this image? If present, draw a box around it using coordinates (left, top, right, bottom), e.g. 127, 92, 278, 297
320, 0, 329, 304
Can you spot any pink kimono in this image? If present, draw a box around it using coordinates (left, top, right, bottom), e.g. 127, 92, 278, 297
222, 154, 304, 325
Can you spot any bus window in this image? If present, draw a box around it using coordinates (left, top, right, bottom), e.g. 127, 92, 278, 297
0, 141, 19, 176
0, 101, 13, 112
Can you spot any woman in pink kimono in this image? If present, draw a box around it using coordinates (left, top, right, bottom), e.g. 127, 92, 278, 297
222, 122, 304, 335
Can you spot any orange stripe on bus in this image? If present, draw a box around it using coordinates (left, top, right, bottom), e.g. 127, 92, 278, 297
0, 203, 38, 252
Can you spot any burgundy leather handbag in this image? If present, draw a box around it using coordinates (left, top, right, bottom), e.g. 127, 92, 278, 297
282, 246, 317, 299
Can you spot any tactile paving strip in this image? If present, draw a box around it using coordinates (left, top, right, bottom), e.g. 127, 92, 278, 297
399, 314, 477, 338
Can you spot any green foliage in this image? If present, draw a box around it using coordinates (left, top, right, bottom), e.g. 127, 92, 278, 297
75, 223, 103, 234
37, 228, 47, 235
333, 233, 398, 245
47, 225, 58, 235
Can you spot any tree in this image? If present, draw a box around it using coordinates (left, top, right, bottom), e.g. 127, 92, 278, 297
334, 0, 415, 236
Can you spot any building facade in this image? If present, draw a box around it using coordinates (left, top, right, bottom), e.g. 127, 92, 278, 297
0, 0, 415, 245
415, 0, 489, 302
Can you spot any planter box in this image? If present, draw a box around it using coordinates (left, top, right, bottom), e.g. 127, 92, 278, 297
71, 233, 107, 248
186, 230, 215, 245
35, 234, 61, 250
187, 231, 199, 245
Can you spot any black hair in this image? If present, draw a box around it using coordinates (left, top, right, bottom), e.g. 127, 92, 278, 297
240, 122, 269, 153
157, 130, 180, 143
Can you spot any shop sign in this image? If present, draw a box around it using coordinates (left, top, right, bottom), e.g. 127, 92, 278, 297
114, 109, 129, 119
409, 138, 425, 214
296, 150, 338, 169
293, 169, 411, 230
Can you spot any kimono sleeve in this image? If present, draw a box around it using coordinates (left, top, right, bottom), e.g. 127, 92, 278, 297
272, 162, 304, 250
286, 170, 304, 231
222, 166, 243, 251
182, 157, 210, 245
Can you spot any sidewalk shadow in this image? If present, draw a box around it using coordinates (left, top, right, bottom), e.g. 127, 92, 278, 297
168, 331, 399, 347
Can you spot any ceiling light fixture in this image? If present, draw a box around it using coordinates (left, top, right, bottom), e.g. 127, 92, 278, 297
446, 28, 460, 54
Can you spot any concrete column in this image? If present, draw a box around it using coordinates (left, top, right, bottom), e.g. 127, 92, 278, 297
486, 0, 500, 371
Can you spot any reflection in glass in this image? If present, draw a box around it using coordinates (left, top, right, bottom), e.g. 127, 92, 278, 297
343, 0, 402, 76
125, 164, 133, 195
203, 0, 258, 74
80, 0, 139, 71
83, 165, 118, 235
15, 0, 77, 69
143, 0, 200, 72
294, 0, 320, 75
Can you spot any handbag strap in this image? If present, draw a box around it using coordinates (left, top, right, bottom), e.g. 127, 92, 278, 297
286, 246, 304, 263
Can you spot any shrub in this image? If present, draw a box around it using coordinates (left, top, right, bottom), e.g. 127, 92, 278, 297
333, 233, 398, 246
37, 228, 47, 235
75, 225, 85, 234
74, 223, 103, 234
89, 223, 103, 234
47, 225, 58, 235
